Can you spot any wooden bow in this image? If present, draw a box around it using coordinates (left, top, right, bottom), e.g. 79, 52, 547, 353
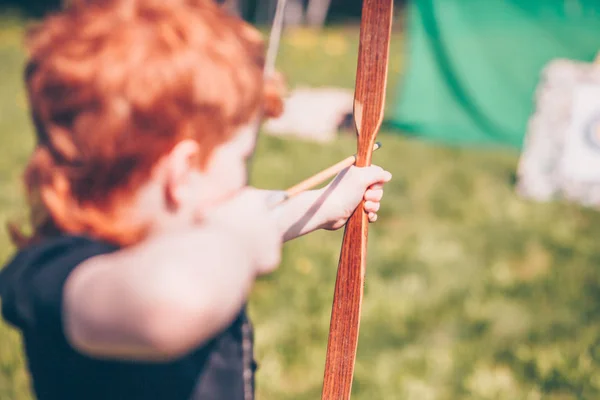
321, 1, 394, 399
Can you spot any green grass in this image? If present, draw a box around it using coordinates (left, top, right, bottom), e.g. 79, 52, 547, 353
0, 18, 35, 400
2, 16, 600, 400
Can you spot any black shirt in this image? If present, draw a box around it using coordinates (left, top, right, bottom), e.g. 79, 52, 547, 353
0, 235, 256, 400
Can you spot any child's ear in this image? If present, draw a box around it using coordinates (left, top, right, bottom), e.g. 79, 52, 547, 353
163, 139, 200, 211
263, 70, 287, 119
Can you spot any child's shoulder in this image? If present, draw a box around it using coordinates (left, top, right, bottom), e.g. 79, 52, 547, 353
2, 234, 118, 275
0, 235, 118, 333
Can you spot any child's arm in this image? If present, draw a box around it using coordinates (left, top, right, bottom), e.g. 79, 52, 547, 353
270, 165, 392, 242
63, 190, 281, 362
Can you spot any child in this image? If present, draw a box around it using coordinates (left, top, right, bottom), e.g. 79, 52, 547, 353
0, 0, 392, 399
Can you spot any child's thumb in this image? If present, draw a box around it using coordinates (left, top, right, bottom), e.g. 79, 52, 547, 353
359, 165, 392, 187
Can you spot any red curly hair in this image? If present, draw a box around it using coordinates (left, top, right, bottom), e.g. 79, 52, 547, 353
12, 0, 283, 247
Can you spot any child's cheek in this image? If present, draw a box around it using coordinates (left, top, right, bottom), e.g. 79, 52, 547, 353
231, 161, 247, 190
218, 161, 246, 198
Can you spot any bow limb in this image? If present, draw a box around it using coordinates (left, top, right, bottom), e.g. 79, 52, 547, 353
321, 1, 394, 399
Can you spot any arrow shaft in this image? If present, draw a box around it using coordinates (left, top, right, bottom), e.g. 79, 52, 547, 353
267, 143, 381, 208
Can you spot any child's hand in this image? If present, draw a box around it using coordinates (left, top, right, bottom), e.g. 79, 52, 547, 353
204, 188, 283, 275
319, 165, 392, 231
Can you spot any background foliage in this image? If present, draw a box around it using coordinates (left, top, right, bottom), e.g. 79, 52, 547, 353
1, 12, 600, 400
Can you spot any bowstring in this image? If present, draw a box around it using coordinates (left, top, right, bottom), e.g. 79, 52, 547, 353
245, 0, 288, 184
242, 3, 288, 400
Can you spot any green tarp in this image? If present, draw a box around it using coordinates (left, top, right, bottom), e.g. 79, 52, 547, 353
389, 0, 600, 148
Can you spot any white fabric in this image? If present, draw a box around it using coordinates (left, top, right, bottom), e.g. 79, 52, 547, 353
264, 87, 354, 142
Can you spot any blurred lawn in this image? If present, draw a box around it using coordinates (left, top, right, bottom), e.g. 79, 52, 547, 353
2, 14, 600, 400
